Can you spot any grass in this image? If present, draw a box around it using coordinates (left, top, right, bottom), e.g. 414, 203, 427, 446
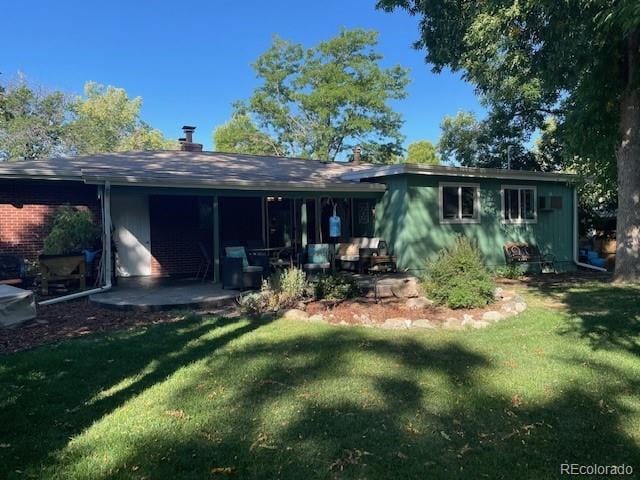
1, 279, 639, 479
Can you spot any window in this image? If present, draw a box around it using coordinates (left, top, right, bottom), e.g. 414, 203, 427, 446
439, 183, 480, 223
502, 186, 537, 223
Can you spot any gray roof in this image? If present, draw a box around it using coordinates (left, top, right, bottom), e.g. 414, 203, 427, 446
342, 163, 577, 183
0, 150, 385, 192
0, 150, 576, 191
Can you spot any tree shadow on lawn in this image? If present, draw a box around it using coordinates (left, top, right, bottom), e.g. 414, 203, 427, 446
0, 313, 271, 478
49, 329, 640, 480
559, 283, 640, 355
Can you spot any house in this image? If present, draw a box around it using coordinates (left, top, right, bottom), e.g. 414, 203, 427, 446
0, 128, 579, 283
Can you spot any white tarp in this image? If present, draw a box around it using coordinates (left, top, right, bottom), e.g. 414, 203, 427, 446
0, 285, 36, 327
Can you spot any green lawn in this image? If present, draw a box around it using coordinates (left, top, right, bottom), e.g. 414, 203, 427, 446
1, 280, 639, 479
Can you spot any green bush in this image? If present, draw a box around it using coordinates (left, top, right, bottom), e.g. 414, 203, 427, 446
422, 236, 495, 309
238, 267, 308, 316
277, 267, 308, 308
494, 264, 525, 279
314, 273, 359, 301
42, 206, 101, 255
237, 292, 269, 317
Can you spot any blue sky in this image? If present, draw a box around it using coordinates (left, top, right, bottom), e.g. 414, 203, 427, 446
3, 0, 484, 151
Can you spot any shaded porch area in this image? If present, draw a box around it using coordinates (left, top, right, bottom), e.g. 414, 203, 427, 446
90, 277, 239, 311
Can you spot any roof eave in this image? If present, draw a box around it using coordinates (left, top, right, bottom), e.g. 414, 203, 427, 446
81, 174, 387, 193
341, 164, 577, 183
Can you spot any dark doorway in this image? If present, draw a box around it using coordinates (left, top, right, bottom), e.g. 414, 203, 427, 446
219, 197, 263, 249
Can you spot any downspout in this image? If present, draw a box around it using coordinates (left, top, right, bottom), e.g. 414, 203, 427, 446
573, 187, 607, 272
38, 182, 113, 306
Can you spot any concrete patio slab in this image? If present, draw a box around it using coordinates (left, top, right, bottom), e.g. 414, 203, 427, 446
90, 278, 240, 311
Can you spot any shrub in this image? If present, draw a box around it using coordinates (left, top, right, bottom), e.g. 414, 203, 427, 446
237, 292, 270, 316
422, 236, 495, 309
43, 206, 101, 255
494, 264, 524, 279
277, 266, 308, 309
238, 267, 308, 315
314, 273, 359, 301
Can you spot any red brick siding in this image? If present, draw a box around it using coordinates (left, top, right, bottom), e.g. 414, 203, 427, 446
0, 180, 101, 262
149, 195, 206, 277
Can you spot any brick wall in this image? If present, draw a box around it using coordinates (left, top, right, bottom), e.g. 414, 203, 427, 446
149, 195, 210, 277
0, 180, 101, 262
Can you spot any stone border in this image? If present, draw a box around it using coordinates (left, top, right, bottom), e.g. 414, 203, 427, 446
283, 287, 527, 330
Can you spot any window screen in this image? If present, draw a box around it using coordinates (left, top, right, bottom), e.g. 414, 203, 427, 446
503, 187, 536, 222
440, 185, 479, 223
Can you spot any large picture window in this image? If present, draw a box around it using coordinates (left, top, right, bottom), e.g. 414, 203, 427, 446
501, 186, 537, 223
439, 183, 480, 224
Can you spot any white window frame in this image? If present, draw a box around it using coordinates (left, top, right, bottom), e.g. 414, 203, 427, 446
501, 185, 538, 224
438, 182, 481, 224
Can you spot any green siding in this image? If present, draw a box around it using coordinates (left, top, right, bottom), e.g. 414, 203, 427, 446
375, 174, 575, 274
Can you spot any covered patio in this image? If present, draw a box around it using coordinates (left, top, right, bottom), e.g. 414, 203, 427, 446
89, 277, 240, 311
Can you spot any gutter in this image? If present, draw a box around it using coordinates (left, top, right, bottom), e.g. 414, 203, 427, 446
572, 188, 607, 272
341, 163, 577, 183
80, 174, 387, 192
38, 182, 113, 306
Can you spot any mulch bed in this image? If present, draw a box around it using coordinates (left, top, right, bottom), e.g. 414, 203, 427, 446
0, 299, 182, 355
305, 298, 490, 326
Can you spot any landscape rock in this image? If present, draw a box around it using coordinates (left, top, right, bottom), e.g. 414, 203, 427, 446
405, 297, 432, 309
472, 320, 491, 329
461, 314, 475, 327
283, 309, 308, 321
482, 311, 504, 322
501, 302, 517, 313
381, 317, 411, 329
413, 319, 435, 329
443, 317, 464, 330
391, 278, 421, 298
514, 302, 527, 313
307, 314, 325, 323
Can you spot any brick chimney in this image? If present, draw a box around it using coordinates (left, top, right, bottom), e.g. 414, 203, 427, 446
179, 125, 203, 152
352, 146, 362, 165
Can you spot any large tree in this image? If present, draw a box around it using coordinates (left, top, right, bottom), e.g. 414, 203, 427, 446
378, 0, 640, 281
213, 111, 283, 156
406, 140, 439, 164
222, 29, 409, 162
437, 111, 555, 171
69, 82, 174, 154
0, 80, 70, 161
0, 78, 175, 160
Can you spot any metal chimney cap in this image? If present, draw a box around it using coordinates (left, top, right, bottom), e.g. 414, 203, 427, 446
182, 125, 196, 132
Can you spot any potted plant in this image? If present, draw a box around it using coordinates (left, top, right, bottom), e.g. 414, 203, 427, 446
39, 206, 101, 294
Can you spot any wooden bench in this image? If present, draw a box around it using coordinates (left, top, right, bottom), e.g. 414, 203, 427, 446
503, 242, 557, 273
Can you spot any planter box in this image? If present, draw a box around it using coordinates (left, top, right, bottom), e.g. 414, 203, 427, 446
39, 254, 86, 295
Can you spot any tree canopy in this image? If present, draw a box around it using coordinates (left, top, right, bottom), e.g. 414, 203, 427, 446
378, 0, 640, 280
0, 81, 69, 161
214, 29, 409, 163
405, 140, 439, 165
213, 111, 282, 156
0, 78, 175, 161
69, 82, 175, 154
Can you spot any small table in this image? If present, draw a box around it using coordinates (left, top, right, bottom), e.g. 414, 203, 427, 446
367, 255, 397, 274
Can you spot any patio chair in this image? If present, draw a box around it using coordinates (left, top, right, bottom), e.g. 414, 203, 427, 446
0, 255, 28, 287
302, 244, 331, 275
221, 246, 268, 290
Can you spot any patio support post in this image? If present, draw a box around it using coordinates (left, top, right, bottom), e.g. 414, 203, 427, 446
301, 200, 308, 248
315, 198, 321, 243
103, 181, 112, 285
213, 195, 220, 282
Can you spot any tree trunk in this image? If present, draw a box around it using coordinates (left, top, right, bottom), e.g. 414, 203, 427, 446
614, 29, 640, 282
